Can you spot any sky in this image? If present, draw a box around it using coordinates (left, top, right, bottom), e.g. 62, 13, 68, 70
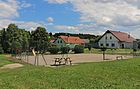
0, 0, 140, 38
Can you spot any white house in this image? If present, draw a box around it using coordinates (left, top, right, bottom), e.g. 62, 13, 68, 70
98, 30, 136, 48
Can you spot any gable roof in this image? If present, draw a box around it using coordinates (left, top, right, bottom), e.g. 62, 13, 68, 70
58, 36, 85, 44
105, 30, 136, 42
50, 39, 55, 43
82, 39, 90, 43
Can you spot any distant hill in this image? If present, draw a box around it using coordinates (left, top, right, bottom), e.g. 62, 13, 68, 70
53, 32, 100, 40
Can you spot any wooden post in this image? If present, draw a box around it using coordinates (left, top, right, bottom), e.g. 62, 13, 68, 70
103, 51, 105, 60
41, 54, 47, 65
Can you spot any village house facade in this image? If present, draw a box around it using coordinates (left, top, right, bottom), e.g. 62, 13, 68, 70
52, 36, 85, 49
98, 30, 136, 49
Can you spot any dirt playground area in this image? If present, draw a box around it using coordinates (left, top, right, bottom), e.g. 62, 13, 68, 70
19, 54, 133, 66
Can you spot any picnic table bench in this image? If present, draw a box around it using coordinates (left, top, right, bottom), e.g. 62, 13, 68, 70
116, 56, 123, 60
54, 57, 72, 65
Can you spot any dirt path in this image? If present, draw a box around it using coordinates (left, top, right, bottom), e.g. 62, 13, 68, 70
0, 63, 24, 69
20, 54, 133, 66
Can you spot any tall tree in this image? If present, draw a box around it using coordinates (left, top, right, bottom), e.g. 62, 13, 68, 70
1, 24, 30, 53
30, 27, 49, 53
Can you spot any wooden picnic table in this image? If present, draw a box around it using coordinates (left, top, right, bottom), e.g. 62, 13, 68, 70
116, 56, 123, 60
54, 57, 72, 65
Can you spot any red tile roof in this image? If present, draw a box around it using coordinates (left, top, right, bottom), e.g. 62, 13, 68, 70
50, 39, 55, 43
108, 30, 136, 42
59, 36, 85, 44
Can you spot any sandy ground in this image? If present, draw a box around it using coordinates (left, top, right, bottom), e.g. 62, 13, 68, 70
0, 63, 23, 69
19, 54, 133, 66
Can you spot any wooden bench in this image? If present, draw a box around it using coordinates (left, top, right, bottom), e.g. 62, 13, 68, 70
54, 57, 63, 65
54, 57, 72, 65
116, 56, 123, 60
63, 57, 72, 65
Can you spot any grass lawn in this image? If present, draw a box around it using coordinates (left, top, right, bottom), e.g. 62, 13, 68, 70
84, 48, 140, 55
0, 55, 13, 67
0, 55, 140, 89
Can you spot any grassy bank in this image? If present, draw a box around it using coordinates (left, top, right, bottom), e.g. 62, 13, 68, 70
84, 48, 140, 55
0, 55, 140, 89
0, 55, 13, 67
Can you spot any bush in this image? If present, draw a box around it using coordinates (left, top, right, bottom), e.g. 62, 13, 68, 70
0, 44, 4, 54
0, 47, 4, 54
48, 46, 59, 54
60, 46, 70, 54
133, 48, 137, 52
100, 46, 107, 51
74, 45, 84, 53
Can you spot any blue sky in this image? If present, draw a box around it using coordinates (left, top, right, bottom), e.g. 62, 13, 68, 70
18, 0, 79, 25
0, 0, 140, 38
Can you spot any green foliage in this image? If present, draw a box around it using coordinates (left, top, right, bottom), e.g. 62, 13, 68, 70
0, 45, 4, 54
133, 48, 137, 52
60, 46, 70, 54
0, 55, 13, 66
0, 24, 51, 54
100, 46, 107, 51
48, 46, 60, 54
74, 45, 84, 53
53, 32, 97, 39
30, 27, 49, 52
0, 24, 30, 53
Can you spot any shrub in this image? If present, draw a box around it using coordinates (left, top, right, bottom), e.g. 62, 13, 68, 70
48, 46, 59, 54
133, 48, 137, 52
0, 47, 4, 54
0, 44, 4, 54
74, 45, 84, 53
60, 46, 70, 54
100, 46, 107, 51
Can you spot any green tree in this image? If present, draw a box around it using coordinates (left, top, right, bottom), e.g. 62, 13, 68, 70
30, 27, 49, 53
1, 24, 30, 53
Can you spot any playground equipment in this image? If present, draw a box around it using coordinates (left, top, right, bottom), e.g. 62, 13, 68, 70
32, 48, 47, 65
11, 40, 48, 66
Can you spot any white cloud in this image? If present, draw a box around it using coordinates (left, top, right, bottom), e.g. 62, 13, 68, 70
0, 0, 19, 19
0, 19, 46, 31
0, 0, 32, 19
47, 0, 68, 4
47, 0, 140, 38
20, 1, 32, 8
53, 23, 105, 35
47, 17, 54, 23
0, 0, 39, 31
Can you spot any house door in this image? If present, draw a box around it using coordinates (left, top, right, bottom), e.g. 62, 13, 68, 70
122, 44, 124, 48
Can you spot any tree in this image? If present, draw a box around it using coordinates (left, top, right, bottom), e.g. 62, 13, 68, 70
30, 27, 49, 53
1, 24, 30, 54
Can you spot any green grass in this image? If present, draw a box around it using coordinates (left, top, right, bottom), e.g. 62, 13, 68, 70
84, 48, 140, 55
0, 55, 13, 67
1, 55, 140, 89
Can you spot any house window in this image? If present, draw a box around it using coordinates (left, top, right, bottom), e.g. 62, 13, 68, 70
100, 44, 103, 46
58, 41, 59, 43
105, 36, 107, 40
106, 43, 109, 46
112, 43, 115, 47
110, 36, 112, 39
60, 40, 62, 43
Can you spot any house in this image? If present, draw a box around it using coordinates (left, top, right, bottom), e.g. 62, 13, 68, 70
53, 36, 85, 49
98, 30, 136, 48
81, 39, 90, 48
